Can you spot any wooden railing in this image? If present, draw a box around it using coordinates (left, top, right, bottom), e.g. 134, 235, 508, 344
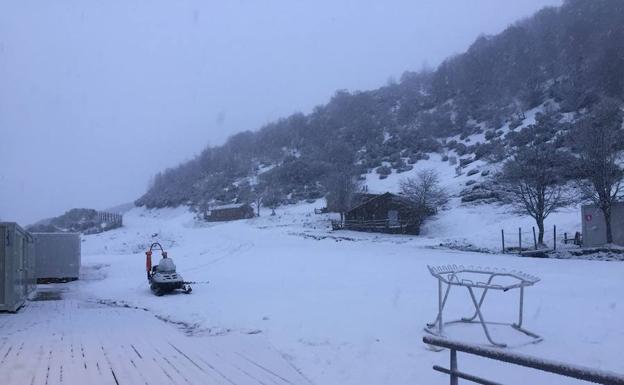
331, 218, 418, 234
346, 219, 406, 228
423, 335, 624, 385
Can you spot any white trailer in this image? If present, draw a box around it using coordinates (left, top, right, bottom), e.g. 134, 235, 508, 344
33, 233, 81, 283
0, 222, 36, 312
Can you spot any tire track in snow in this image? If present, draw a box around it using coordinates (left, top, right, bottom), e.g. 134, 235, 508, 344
29, 344, 45, 385
267, 343, 316, 385
0, 345, 13, 366
181, 241, 255, 273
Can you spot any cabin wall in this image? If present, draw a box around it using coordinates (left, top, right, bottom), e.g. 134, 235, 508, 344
346, 199, 413, 222
344, 196, 421, 235
205, 206, 255, 222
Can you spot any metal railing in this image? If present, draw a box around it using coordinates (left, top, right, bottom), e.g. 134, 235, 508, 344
97, 211, 123, 226
423, 335, 624, 385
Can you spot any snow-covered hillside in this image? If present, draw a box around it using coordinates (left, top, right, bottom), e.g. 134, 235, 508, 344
361, 149, 582, 254
72, 204, 623, 385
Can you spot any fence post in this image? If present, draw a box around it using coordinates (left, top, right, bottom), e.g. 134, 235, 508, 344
532, 226, 537, 250
501, 229, 505, 254
450, 348, 458, 385
438, 278, 444, 334
553, 225, 557, 251
518, 227, 522, 254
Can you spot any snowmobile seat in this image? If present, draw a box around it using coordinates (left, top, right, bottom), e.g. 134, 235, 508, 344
157, 258, 176, 273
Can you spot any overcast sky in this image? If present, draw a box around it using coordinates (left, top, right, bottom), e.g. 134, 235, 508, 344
0, 0, 561, 225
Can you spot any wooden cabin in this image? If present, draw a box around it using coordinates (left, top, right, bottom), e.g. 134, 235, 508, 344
341, 192, 423, 234
204, 203, 255, 222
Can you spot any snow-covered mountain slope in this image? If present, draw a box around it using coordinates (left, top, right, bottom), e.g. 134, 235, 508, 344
138, 0, 624, 211
72, 204, 623, 385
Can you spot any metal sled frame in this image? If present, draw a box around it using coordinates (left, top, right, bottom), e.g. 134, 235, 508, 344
425, 265, 542, 347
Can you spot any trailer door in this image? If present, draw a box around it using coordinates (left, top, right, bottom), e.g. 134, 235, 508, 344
0, 226, 5, 306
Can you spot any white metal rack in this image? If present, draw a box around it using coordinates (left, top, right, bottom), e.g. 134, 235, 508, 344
425, 264, 542, 347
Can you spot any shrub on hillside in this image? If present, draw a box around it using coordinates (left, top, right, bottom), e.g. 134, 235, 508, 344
376, 165, 391, 176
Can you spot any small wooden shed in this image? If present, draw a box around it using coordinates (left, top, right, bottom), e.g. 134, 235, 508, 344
204, 203, 255, 222
342, 192, 423, 234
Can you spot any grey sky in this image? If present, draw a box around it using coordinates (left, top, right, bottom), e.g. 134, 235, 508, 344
0, 0, 561, 225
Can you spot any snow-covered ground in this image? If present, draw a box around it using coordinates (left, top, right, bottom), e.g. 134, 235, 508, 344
0, 291, 306, 385
2, 193, 623, 384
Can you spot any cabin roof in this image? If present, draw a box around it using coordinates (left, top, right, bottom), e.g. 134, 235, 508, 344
211, 203, 250, 211
347, 192, 415, 213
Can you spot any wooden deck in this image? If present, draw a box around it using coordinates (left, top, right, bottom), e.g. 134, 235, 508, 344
0, 294, 309, 385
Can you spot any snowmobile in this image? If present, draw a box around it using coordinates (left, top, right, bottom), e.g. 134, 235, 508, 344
145, 242, 192, 296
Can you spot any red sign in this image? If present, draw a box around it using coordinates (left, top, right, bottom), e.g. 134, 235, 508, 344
585, 214, 593, 222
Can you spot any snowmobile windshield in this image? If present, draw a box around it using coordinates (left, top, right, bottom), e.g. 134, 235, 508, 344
157, 258, 176, 273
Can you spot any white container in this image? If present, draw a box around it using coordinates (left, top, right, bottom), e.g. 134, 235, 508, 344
0, 222, 36, 312
33, 233, 81, 282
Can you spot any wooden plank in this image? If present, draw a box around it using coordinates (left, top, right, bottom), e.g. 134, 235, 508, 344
0, 296, 310, 385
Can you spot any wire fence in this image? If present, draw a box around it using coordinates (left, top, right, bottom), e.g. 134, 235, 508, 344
82, 211, 123, 235
97, 211, 123, 226
501, 225, 582, 254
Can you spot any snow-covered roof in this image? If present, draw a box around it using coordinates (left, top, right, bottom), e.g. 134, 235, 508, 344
212, 203, 249, 210
347, 192, 415, 213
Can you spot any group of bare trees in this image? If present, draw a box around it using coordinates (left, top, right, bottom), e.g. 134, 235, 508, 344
572, 100, 624, 243
500, 99, 624, 245
399, 170, 448, 216
249, 187, 281, 216
237, 180, 281, 217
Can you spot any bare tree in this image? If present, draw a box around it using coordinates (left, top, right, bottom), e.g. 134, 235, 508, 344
325, 172, 361, 222
253, 192, 263, 216
572, 99, 624, 244
249, 183, 266, 217
399, 169, 448, 215
262, 187, 281, 216
499, 143, 574, 245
